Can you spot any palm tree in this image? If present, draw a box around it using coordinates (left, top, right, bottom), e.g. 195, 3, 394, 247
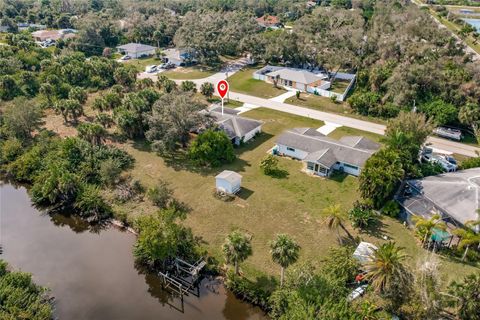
270, 234, 300, 286
453, 220, 480, 261
413, 213, 447, 246
323, 204, 353, 244
222, 230, 252, 275
364, 242, 412, 297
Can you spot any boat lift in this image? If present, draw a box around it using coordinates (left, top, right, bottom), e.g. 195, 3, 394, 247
158, 257, 207, 301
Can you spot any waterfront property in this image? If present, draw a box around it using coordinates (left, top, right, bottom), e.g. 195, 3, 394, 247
253, 65, 356, 101
397, 168, 480, 232
117, 43, 157, 59
206, 107, 263, 145
274, 128, 380, 177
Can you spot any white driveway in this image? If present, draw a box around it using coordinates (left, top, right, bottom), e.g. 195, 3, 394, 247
236, 103, 260, 114
269, 90, 297, 103
317, 122, 343, 135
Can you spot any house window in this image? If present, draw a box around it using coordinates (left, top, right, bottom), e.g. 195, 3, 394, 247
307, 163, 314, 170
343, 163, 358, 170
287, 147, 295, 152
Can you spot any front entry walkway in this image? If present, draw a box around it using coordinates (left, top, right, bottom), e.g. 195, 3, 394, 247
268, 90, 297, 103
316, 121, 343, 135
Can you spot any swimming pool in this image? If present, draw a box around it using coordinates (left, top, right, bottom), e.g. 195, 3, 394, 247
463, 18, 480, 32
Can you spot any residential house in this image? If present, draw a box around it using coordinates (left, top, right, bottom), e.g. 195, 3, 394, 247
32, 28, 77, 42
163, 48, 196, 66
397, 168, 480, 232
256, 15, 282, 29
206, 107, 263, 145
117, 43, 157, 58
254, 65, 356, 101
274, 128, 380, 177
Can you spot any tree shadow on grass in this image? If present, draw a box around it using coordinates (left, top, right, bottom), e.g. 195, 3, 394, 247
234, 132, 274, 156
357, 218, 388, 239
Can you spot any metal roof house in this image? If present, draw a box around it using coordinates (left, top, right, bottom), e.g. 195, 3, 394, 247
274, 128, 380, 177
117, 43, 156, 58
397, 168, 480, 232
216, 170, 242, 194
206, 107, 263, 146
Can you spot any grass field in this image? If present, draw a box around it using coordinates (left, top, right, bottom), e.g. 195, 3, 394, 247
284, 94, 387, 125
123, 56, 163, 72
227, 68, 287, 99
330, 79, 351, 94
109, 107, 478, 285
163, 66, 217, 80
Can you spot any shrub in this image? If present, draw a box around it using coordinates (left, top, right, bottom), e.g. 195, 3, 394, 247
147, 180, 174, 209
99, 158, 123, 187
348, 202, 378, 229
0, 138, 23, 163
0, 260, 53, 319
382, 200, 400, 218
225, 271, 271, 309
114, 178, 144, 203
74, 184, 112, 222
180, 80, 197, 92
459, 156, 480, 170
200, 82, 214, 98
188, 129, 235, 167
260, 155, 279, 175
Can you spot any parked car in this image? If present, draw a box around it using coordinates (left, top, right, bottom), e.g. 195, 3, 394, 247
145, 65, 158, 73
434, 127, 462, 141
120, 55, 131, 61
158, 63, 168, 69
164, 62, 176, 69
431, 155, 457, 172
441, 155, 457, 166
347, 285, 368, 302
40, 39, 55, 48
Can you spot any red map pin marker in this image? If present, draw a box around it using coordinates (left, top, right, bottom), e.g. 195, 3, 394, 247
217, 80, 229, 99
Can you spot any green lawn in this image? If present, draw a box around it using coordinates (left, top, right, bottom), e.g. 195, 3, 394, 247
330, 79, 351, 94
227, 67, 287, 99
285, 93, 387, 125
111, 107, 478, 284
123, 56, 163, 72
163, 66, 217, 80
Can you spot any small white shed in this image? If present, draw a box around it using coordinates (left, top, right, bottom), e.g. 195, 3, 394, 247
353, 242, 378, 264
215, 170, 242, 194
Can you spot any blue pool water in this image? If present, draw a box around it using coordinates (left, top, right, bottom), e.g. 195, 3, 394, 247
463, 18, 480, 32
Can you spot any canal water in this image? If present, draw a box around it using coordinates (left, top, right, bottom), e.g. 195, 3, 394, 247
0, 182, 266, 320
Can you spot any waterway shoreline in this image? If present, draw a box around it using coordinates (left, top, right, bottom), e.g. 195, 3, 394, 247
0, 181, 267, 320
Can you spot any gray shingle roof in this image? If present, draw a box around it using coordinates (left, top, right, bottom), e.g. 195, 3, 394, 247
208, 108, 263, 140
276, 129, 379, 168
303, 149, 337, 168
266, 68, 325, 85
339, 136, 381, 151
117, 43, 156, 53
405, 168, 480, 227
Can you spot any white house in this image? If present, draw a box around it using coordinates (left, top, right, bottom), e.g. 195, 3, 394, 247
117, 43, 156, 58
216, 170, 242, 194
207, 107, 263, 146
274, 128, 380, 177
253, 65, 356, 101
